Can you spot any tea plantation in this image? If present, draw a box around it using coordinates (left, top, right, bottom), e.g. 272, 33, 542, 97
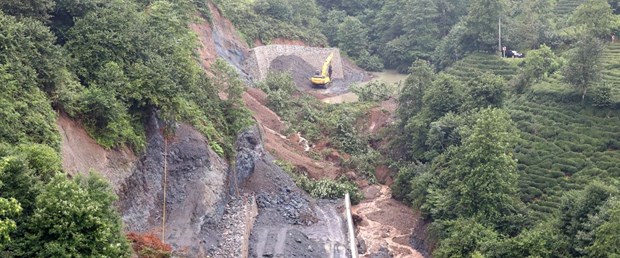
507, 97, 620, 221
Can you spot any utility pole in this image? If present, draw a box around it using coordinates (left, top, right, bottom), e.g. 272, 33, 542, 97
498, 17, 502, 57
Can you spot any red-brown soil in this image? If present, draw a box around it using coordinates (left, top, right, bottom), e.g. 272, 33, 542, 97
242, 88, 341, 179
57, 113, 137, 192
126, 232, 172, 258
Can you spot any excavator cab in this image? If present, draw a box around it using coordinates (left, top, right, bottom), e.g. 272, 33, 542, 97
310, 53, 334, 88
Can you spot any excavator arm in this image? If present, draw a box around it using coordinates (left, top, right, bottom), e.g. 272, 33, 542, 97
321, 53, 334, 77
310, 52, 334, 88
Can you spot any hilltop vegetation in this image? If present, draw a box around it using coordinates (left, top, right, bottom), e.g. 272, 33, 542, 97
0, 0, 251, 256
375, 0, 620, 256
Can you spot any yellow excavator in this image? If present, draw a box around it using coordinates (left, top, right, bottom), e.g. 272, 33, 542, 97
310, 53, 334, 88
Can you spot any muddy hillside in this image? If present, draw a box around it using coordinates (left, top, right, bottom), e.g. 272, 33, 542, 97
59, 2, 424, 258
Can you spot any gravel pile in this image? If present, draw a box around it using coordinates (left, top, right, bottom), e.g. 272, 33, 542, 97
269, 55, 317, 90
209, 195, 258, 258
256, 186, 317, 226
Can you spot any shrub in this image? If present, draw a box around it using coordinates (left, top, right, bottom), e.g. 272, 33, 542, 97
297, 176, 364, 204
355, 51, 384, 72
343, 148, 381, 183
351, 81, 394, 102
276, 160, 363, 204
590, 84, 613, 108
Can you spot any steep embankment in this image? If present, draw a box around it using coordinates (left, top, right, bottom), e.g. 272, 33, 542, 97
59, 2, 422, 257
190, 2, 250, 77
58, 113, 137, 192
59, 2, 353, 257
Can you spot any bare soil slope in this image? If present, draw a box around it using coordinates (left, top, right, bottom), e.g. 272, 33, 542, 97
57, 113, 137, 192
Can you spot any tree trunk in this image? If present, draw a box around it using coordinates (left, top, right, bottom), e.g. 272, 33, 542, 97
582, 87, 587, 104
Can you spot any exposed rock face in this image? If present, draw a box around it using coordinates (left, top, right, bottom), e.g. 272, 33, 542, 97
59, 111, 348, 257
233, 126, 264, 196
190, 2, 251, 80
117, 113, 230, 254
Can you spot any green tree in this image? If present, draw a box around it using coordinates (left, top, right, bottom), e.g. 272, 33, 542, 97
433, 218, 499, 258
571, 0, 619, 38
426, 112, 463, 156
0, 197, 20, 249
462, 73, 506, 111
0, 0, 55, 21
396, 60, 436, 160
381, 0, 440, 71
587, 198, 620, 257
428, 109, 522, 228
0, 64, 60, 148
562, 37, 604, 102
484, 221, 570, 257
559, 182, 618, 256
512, 45, 559, 93
337, 16, 369, 58
322, 10, 347, 46
462, 0, 506, 52
23, 174, 130, 257
211, 59, 253, 137
397, 60, 435, 125
503, 0, 555, 50
0, 12, 65, 93
523, 45, 559, 82
254, 0, 293, 20
423, 74, 463, 121
432, 20, 468, 69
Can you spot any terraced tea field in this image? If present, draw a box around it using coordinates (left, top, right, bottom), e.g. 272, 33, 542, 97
507, 98, 620, 221
600, 42, 620, 102
554, 0, 586, 15
446, 53, 518, 81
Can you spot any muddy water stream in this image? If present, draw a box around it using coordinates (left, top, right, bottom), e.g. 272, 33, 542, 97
320, 70, 422, 257
369, 70, 408, 86
322, 70, 407, 104
353, 185, 423, 258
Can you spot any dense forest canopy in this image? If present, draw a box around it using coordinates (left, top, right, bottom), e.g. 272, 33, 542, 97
217, 0, 620, 71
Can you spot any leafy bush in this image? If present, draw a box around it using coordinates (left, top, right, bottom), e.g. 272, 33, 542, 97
297, 176, 364, 204
0, 64, 60, 149
276, 160, 363, 204
71, 86, 145, 149
351, 81, 395, 102
213, 0, 326, 46
343, 148, 381, 183
590, 83, 613, 108
355, 51, 384, 72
